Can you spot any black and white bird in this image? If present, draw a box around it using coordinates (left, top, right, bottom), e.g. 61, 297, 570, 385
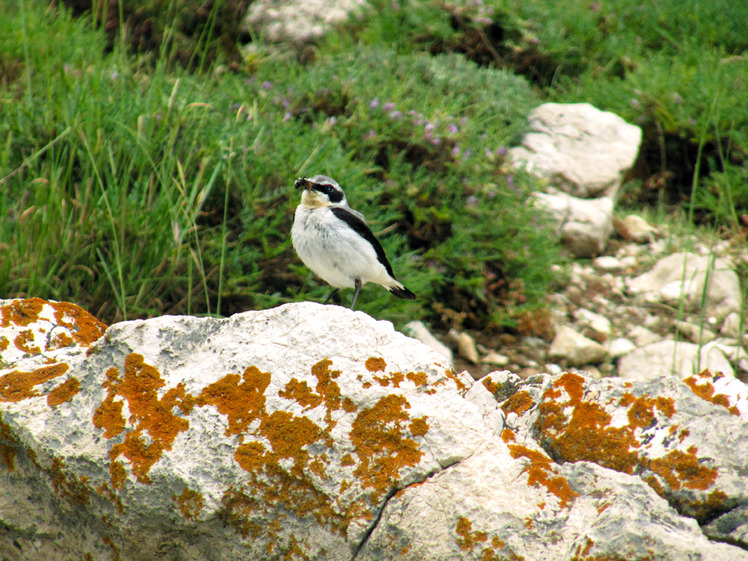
291, 175, 416, 310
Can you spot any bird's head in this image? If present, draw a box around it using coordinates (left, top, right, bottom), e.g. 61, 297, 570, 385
295, 175, 347, 208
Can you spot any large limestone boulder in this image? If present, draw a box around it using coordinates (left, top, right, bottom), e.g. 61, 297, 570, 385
1, 298, 747, 560
510, 102, 642, 199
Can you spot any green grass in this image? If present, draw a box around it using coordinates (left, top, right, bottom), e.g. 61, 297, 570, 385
1, 0, 744, 332
0, 1, 561, 329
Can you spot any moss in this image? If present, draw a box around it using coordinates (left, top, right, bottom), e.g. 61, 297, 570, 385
0, 363, 69, 402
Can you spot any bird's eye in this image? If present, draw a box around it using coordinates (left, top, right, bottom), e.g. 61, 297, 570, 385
322, 185, 333, 194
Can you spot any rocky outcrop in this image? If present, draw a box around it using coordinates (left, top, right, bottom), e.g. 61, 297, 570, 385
1, 298, 747, 560
510, 103, 642, 258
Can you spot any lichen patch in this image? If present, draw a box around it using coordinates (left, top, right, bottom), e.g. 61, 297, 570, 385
683, 370, 739, 415
508, 444, 578, 508
93, 354, 191, 485
350, 394, 428, 503
47, 376, 80, 408
0, 363, 69, 402
534, 372, 725, 518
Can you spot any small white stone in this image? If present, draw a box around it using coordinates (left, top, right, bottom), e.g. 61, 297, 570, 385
481, 352, 510, 366
607, 337, 636, 358
721, 312, 744, 339
457, 332, 480, 364
548, 326, 607, 366
593, 255, 623, 272
403, 321, 453, 363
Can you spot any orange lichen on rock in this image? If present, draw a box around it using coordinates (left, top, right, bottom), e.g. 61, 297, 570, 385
48, 331, 76, 350
0, 443, 16, 471
175, 487, 205, 520
373, 371, 405, 388
501, 390, 534, 416
93, 354, 192, 485
648, 447, 718, 491
197, 365, 271, 436
51, 457, 90, 505
350, 394, 428, 503
49, 300, 107, 346
365, 357, 387, 372
0, 336, 8, 351
13, 329, 41, 354
683, 370, 739, 416
455, 517, 520, 560
455, 516, 488, 551
536, 373, 641, 475
0, 363, 69, 402
405, 371, 428, 387
619, 393, 675, 428
47, 376, 80, 408
0, 298, 45, 327
508, 444, 578, 508
443, 369, 467, 392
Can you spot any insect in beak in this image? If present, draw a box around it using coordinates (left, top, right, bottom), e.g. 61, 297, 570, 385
294, 177, 311, 190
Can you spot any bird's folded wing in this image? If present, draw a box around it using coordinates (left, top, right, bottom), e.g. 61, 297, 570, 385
329, 207, 396, 277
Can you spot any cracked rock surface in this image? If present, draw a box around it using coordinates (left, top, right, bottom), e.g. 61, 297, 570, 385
1, 298, 747, 560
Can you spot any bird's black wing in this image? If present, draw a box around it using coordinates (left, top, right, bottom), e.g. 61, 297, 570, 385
330, 207, 396, 278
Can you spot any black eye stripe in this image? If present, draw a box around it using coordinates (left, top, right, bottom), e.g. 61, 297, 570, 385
312, 183, 343, 203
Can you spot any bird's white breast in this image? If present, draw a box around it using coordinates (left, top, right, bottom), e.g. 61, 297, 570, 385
292, 205, 392, 289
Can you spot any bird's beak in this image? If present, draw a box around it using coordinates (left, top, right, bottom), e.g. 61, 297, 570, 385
295, 177, 311, 190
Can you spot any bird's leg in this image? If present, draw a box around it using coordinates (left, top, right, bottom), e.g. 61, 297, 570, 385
350, 278, 362, 310
323, 288, 339, 305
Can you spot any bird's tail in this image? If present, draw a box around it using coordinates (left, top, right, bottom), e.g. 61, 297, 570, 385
388, 281, 416, 300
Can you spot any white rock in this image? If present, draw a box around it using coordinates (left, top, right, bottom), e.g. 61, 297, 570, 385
675, 320, 717, 344
498, 370, 748, 550
593, 255, 624, 272
530, 191, 614, 257
628, 325, 661, 347
548, 326, 607, 366
721, 312, 744, 339
481, 351, 510, 366
607, 337, 636, 358
627, 252, 742, 322
574, 307, 612, 339
509, 103, 642, 199
618, 340, 734, 380
244, 0, 368, 45
457, 332, 480, 364
614, 214, 659, 243
0, 300, 486, 560
402, 320, 453, 363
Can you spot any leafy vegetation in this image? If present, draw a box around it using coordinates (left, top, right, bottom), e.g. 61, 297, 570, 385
1, 0, 745, 333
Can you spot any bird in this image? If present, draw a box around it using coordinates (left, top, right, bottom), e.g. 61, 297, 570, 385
291, 175, 416, 310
